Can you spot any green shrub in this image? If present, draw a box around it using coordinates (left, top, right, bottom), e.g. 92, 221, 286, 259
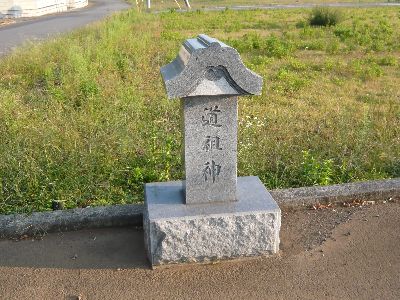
264, 36, 294, 58
308, 7, 343, 27
334, 25, 354, 41
301, 150, 334, 186
272, 68, 309, 94
377, 56, 398, 66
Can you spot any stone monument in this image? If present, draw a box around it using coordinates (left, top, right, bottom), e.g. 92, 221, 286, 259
143, 34, 281, 268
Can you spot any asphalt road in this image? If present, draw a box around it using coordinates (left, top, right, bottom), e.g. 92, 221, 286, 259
0, 0, 131, 56
0, 202, 398, 299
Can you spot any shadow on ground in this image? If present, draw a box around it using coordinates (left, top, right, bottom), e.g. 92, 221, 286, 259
0, 227, 149, 269
0, 202, 399, 299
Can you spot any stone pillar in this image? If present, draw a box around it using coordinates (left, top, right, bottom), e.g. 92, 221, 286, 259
143, 34, 281, 268
161, 34, 262, 204
182, 95, 238, 204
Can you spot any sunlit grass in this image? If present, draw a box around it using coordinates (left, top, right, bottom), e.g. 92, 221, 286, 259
130, 0, 387, 11
0, 7, 399, 214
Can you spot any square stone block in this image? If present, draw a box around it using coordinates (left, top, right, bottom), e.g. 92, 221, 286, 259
143, 176, 281, 267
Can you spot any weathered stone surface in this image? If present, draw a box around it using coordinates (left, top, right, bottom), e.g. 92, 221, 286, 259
182, 95, 237, 204
160, 35, 263, 204
143, 176, 281, 267
271, 177, 400, 207
0, 204, 142, 239
152, 35, 272, 267
160, 34, 263, 99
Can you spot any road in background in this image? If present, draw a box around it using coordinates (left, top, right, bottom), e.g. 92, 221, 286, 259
2, 1, 400, 56
0, 0, 131, 56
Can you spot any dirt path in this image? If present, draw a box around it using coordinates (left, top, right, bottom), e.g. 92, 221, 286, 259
0, 201, 399, 299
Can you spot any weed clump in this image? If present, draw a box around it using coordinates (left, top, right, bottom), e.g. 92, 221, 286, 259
308, 7, 343, 27
1, 7, 399, 215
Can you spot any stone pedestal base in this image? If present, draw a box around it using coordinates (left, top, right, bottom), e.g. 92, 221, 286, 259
143, 176, 281, 268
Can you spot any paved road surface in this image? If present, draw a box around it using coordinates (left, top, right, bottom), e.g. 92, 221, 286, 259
0, 202, 398, 299
0, 0, 131, 56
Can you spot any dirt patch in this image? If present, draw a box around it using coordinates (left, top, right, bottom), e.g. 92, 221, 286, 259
0, 19, 16, 27
0, 201, 399, 299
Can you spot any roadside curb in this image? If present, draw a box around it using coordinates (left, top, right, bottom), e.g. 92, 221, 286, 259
271, 178, 400, 208
0, 204, 143, 239
1, 178, 399, 239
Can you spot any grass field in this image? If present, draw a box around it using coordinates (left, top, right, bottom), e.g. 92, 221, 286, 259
0, 7, 399, 214
132, 0, 390, 11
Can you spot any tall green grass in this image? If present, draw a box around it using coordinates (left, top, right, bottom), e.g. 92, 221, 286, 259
0, 8, 399, 214
308, 7, 343, 27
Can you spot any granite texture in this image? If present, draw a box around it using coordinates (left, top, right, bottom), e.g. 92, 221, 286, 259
143, 176, 281, 267
182, 96, 237, 204
187, 70, 239, 96
160, 34, 263, 204
160, 34, 263, 99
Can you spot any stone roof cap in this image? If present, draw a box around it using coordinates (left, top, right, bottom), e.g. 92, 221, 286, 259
160, 34, 263, 99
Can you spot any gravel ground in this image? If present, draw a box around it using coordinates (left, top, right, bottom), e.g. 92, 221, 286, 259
0, 200, 399, 299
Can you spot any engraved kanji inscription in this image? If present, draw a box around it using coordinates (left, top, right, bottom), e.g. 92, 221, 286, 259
202, 160, 221, 183
202, 136, 222, 152
202, 106, 222, 127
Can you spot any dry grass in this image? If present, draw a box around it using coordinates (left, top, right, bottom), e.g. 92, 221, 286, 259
0, 19, 15, 27
0, 7, 399, 214
131, 0, 386, 11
